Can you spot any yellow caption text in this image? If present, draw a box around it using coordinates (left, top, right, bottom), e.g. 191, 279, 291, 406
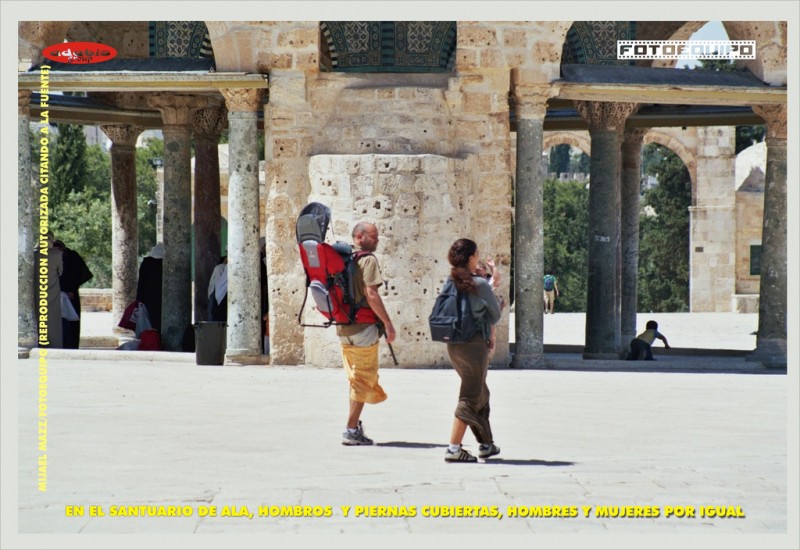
64, 504, 746, 520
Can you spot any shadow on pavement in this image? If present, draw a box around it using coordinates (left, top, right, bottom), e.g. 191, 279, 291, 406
376, 441, 448, 449
482, 458, 575, 467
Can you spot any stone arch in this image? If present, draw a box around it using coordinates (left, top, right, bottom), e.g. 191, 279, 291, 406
18, 21, 72, 69
204, 21, 240, 72
723, 21, 786, 85
648, 21, 706, 68
647, 21, 786, 84
543, 131, 591, 157
643, 129, 698, 205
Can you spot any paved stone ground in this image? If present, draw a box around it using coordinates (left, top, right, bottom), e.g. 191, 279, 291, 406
11, 356, 796, 546
8, 311, 797, 549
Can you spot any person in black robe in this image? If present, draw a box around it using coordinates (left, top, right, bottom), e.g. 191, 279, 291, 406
136, 243, 163, 332
53, 240, 93, 349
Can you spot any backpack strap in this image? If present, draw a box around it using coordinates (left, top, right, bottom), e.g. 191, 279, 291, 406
350, 250, 378, 323
352, 250, 374, 262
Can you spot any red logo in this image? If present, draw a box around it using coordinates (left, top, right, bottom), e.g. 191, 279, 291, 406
43, 42, 117, 64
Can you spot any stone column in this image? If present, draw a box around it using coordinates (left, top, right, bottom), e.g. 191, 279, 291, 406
620, 128, 648, 345
221, 88, 264, 364
101, 124, 144, 331
576, 101, 638, 359
748, 104, 787, 368
511, 85, 550, 368
148, 94, 209, 350
191, 106, 226, 322
18, 90, 36, 350
690, 126, 736, 312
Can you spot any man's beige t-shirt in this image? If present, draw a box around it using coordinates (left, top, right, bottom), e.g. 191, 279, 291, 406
336, 249, 382, 337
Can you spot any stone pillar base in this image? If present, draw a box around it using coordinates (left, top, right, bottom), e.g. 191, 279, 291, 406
746, 339, 787, 369
511, 353, 545, 369
18, 347, 31, 359
225, 352, 270, 366
18, 336, 35, 350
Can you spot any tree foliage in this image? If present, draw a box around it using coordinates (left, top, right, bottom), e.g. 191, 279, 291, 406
50, 124, 88, 206
548, 144, 571, 175
50, 189, 113, 287
84, 144, 112, 197
135, 138, 161, 257
569, 150, 590, 174
694, 58, 736, 72
735, 125, 765, 155
45, 125, 164, 288
543, 178, 589, 311
637, 144, 691, 312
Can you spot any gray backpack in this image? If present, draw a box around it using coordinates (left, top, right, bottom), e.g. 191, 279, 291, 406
428, 277, 479, 343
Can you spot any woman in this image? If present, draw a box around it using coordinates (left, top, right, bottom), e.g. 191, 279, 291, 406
444, 238, 503, 463
136, 243, 163, 332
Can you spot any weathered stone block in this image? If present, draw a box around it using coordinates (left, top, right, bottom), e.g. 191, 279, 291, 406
394, 192, 422, 217
458, 26, 498, 47
267, 138, 295, 161
479, 48, 505, 68
277, 27, 318, 49
295, 52, 319, 70
456, 49, 479, 70
503, 29, 528, 48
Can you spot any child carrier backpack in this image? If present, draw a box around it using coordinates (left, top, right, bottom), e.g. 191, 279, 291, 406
544, 274, 555, 291
428, 277, 479, 343
296, 202, 379, 327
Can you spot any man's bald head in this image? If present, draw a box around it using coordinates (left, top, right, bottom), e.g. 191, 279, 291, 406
353, 222, 379, 252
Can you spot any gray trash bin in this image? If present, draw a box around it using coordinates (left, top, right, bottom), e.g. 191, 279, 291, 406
195, 322, 226, 365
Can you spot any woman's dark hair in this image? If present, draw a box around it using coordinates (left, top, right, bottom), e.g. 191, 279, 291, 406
448, 238, 477, 294
646, 320, 658, 330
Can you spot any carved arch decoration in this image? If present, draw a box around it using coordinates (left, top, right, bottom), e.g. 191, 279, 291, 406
320, 21, 457, 72
561, 21, 636, 66
149, 21, 213, 59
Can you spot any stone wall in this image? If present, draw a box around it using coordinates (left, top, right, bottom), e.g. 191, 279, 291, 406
264, 24, 514, 366
303, 154, 510, 368
690, 126, 736, 312
66, 21, 150, 58
80, 289, 113, 312
734, 141, 766, 298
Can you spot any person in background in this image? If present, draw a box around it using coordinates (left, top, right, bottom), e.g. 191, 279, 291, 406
475, 255, 504, 310
136, 243, 163, 332
543, 268, 560, 314
34, 231, 64, 348
260, 237, 270, 355
627, 320, 671, 361
53, 240, 93, 349
207, 255, 228, 322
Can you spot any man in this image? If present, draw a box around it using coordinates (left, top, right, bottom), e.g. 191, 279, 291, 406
543, 269, 560, 314
337, 222, 396, 446
53, 240, 93, 349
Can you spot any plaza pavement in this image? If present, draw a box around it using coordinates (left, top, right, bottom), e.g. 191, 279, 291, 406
9, 312, 798, 549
